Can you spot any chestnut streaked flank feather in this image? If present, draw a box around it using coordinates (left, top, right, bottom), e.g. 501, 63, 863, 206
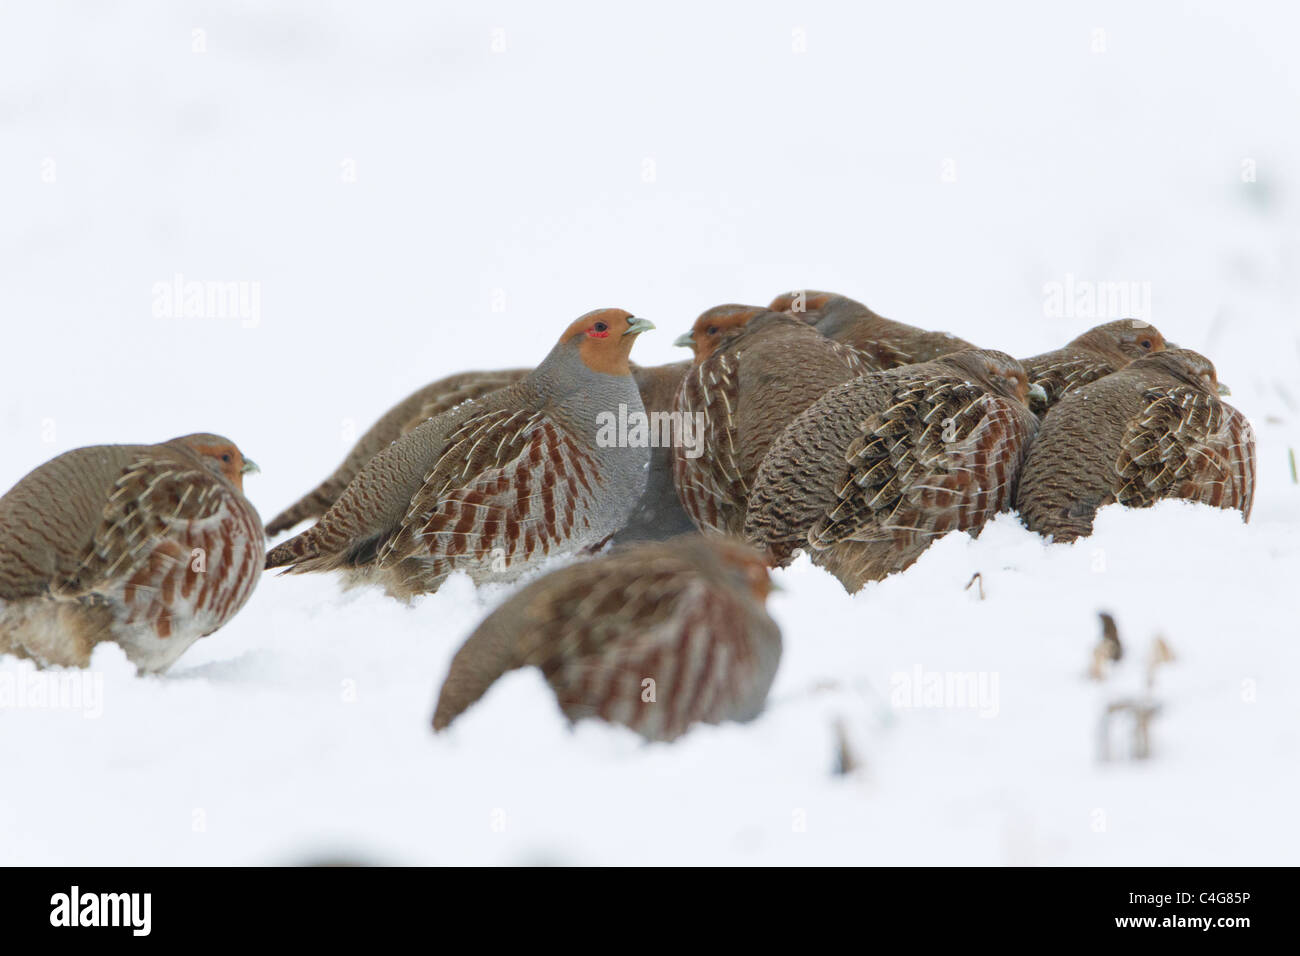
265, 361, 693, 545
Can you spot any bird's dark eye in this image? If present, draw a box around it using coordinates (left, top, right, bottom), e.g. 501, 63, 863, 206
707, 326, 718, 335
594, 322, 608, 333
221, 454, 232, 463
1140, 339, 1152, 350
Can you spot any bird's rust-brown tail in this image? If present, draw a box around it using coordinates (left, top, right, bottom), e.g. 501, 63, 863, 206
264, 528, 322, 570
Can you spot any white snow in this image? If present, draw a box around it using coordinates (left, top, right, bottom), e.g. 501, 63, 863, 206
1, 1, 1298, 865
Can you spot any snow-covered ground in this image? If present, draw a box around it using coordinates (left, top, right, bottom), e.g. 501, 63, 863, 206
1, 1, 1298, 865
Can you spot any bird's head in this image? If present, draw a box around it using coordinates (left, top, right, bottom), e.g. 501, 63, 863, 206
768, 289, 836, 318
673, 304, 766, 363
1133, 347, 1229, 396
561, 309, 655, 376
1075, 319, 1168, 361
170, 433, 259, 490
941, 349, 1043, 406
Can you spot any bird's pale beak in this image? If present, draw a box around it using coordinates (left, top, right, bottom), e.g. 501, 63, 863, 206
1028, 383, 1049, 404
1217, 382, 1232, 396
624, 317, 655, 336
673, 331, 696, 349
241, 458, 261, 475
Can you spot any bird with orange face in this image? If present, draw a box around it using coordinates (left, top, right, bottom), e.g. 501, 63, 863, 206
1019, 319, 1169, 417
265, 309, 656, 599
0, 434, 264, 672
433, 535, 782, 742
671, 304, 875, 536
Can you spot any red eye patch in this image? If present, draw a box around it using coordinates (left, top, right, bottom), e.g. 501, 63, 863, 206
586, 327, 610, 338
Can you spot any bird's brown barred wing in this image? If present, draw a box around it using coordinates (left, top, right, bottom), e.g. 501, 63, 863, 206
672, 350, 747, 534
826, 339, 880, 378
0, 446, 139, 600
811, 379, 1037, 548
433, 550, 698, 731
381, 408, 605, 570
398, 371, 531, 438
264, 370, 528, 537
1025, 352, 1117, 417
57, 452, 231, 596
434, 544, 778, 740
538, 578, 772, 741
1116, 386, 1256, 518
59, 452, 263, 639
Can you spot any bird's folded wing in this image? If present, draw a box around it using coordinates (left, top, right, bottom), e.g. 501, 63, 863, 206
398, 372, 530, 438
1117, 387, 1256, 517
1027, 353, 1112, 414
57, 455, 228, 597
827, 339, 881, 377
673, 352, 747, 532
381, 408, 604, 566
854, 338, 914, 370
812, 380, 1036, 547
539, 579, 743, 726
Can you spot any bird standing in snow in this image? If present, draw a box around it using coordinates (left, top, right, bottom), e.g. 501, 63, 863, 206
0, 434, 263, 672
264, 362, 695, 546
265, 309, 656, 599
433, 535, 782, 742
1015, 348, 1255, 542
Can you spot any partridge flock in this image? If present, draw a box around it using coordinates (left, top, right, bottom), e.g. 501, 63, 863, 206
0, 292, 1258, 743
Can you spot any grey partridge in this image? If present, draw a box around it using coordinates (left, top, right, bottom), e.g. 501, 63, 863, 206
265, 310, 655, 600
266, 363, 693, 543
265, 368, 530, 536
1014, 348, 1255, 542
1021, 319, 1168, 417
770, 290, 976, 368
671, 305, 875, 536
0, 435, 263, 673
432, 535, 782, 742
744, 350, 1042, 591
